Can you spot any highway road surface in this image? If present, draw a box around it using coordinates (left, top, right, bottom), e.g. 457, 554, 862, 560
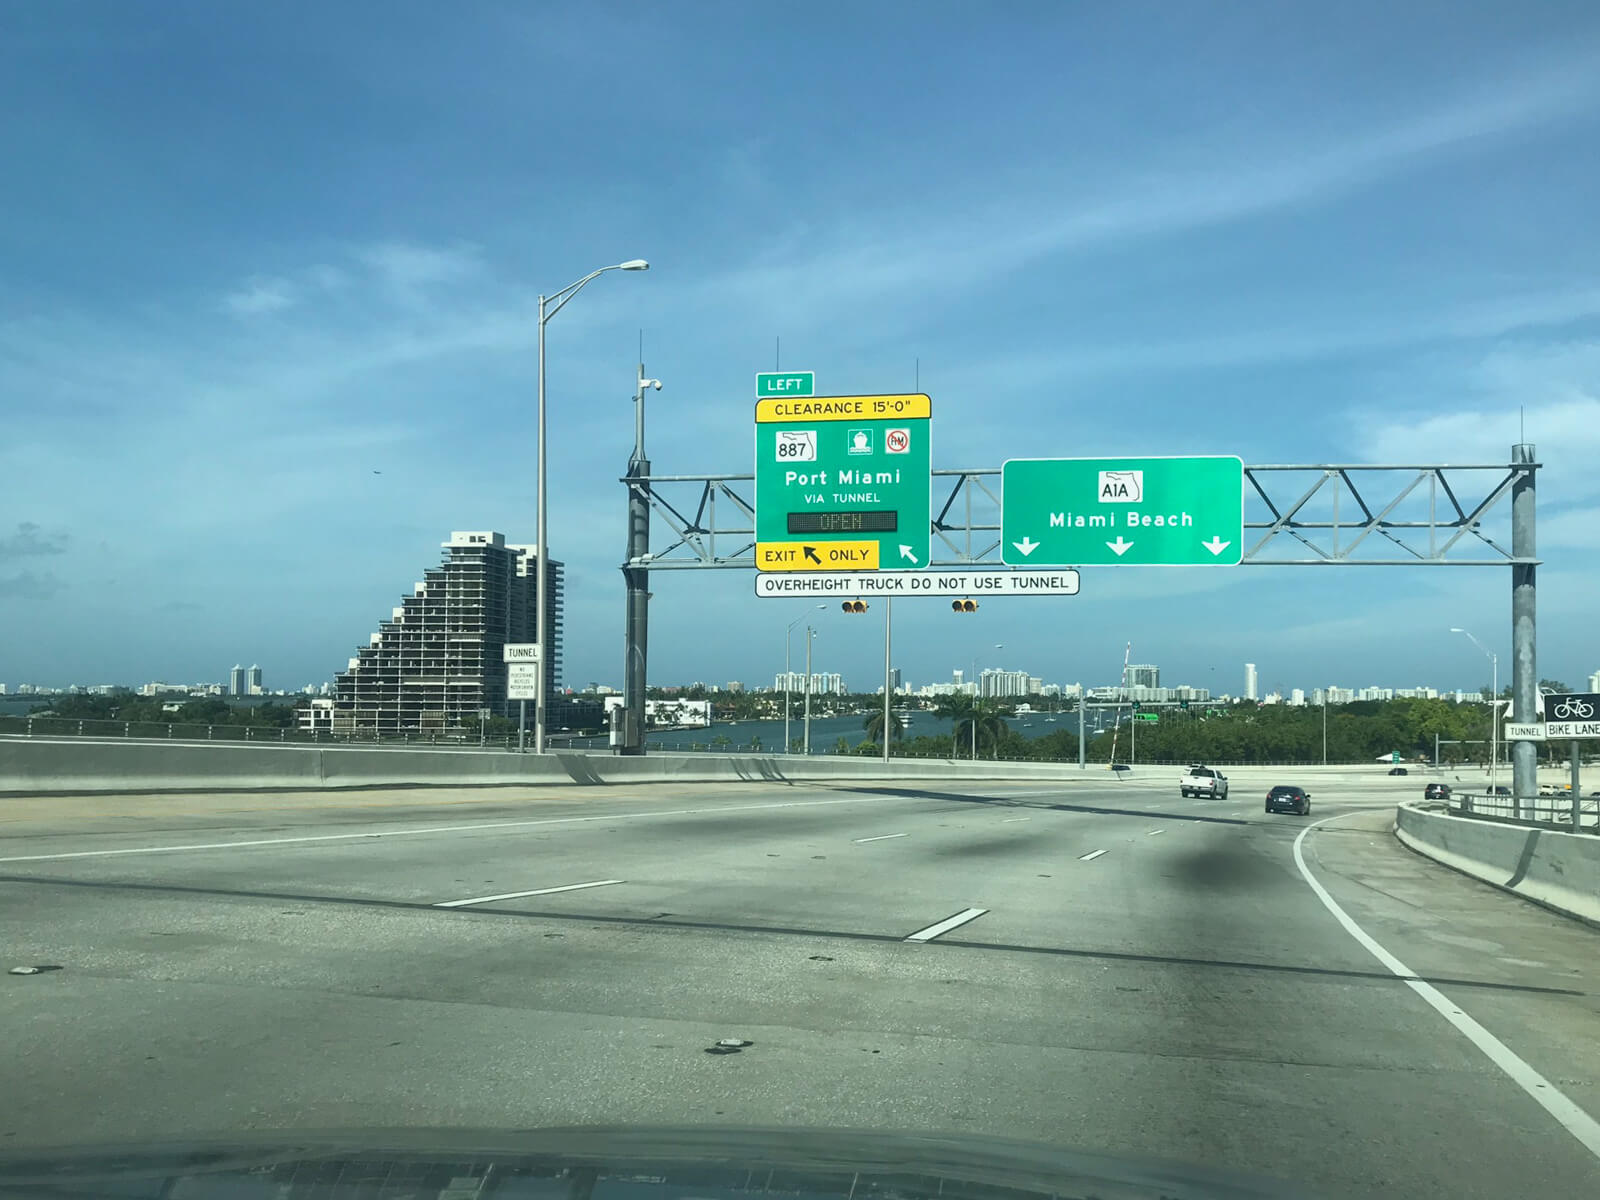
3, 775, 1597, 1198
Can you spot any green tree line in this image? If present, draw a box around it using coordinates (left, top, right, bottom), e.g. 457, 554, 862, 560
840, 695, 1527, 765
28, 692, 301, 728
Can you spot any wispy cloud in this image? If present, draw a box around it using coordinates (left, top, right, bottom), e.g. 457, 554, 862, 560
222, 276, 298, 317
0, 571, 64, 600
0, 522, 68, 559
677, 54, 1600, 325
356, 241, 484, 307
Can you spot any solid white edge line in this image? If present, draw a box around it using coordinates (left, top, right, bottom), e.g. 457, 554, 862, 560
0, 795, 894, 864
853, 832, 908, 844
1293, 815, 1600, 1161
1001, 816, 1031, 823
435, 879, 624, 908
1079, 848, 1108, 861
904, 907, 988, 943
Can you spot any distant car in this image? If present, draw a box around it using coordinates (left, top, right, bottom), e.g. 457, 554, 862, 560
1266, 785, 1311, 815
1179, 764, 1229, 799
1109, 763, 1132, 773
1424, 783, 1451, 800
1489, 785, 1511, 796
1388, 766, 1408, 776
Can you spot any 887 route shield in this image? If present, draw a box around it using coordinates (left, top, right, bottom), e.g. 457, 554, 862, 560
754, 393, 931, 572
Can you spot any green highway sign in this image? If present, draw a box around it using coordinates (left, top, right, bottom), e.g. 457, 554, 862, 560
1136, 712, 1159, 722
755, 393, 931, 572
756, 371, 816, 398
1001, 456, 1244, 567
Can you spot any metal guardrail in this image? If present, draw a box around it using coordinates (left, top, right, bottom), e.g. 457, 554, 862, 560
0, 715, 529, 751
1448, 791, 1600, 832
0, 716, 1511, 769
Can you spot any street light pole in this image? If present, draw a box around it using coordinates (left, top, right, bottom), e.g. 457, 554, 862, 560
534, 259, 648, 755
1451, 627, 1499, 792
784, 606, 823, 754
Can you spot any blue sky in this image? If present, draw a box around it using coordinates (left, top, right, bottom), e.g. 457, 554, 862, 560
3, 1, 1599, 698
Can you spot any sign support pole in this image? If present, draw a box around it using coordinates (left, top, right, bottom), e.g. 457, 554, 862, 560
621, 364, 652, 756
1511, 441, 1538, 818
1573, 741, 1583, 830
1078, 685, 1085, 771
518, 699, 526, 753
882, 598, 892, 763
803, 626, 813, 756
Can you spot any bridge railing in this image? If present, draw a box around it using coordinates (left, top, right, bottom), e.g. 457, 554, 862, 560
1447, 791, 1600, 833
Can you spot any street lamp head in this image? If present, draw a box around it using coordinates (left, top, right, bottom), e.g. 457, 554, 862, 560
619, 259, 650, 271
1449, 627, 1465, 634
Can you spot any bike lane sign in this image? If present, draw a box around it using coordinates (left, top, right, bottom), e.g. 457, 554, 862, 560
1542, 692, 1600, 739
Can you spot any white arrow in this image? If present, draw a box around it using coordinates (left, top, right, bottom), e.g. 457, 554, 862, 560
1106, 537, 1134, 557
899, 544, 917, 563
1202, 536, 1231, 556
1012, 536, 1039, 557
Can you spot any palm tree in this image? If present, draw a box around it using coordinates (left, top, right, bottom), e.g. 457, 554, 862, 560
863, 709, 906, 747
931, 693, 1007, 759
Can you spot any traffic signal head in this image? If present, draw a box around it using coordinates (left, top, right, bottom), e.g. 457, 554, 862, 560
842, 600, 868, 613
951, 599, 978, 613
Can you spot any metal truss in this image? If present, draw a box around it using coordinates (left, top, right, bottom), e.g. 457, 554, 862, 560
624, 461, 1538, 570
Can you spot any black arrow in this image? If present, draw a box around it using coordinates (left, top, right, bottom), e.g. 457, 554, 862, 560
803, 545, 821, 564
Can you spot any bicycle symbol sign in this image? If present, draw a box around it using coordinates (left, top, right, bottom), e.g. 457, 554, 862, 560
1542, 692, 1600, 738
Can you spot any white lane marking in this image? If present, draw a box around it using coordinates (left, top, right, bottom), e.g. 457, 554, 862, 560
1079, 848, 1108, 861
435, 879, 624, 908
1146, 829, 1165, 836
1293, 817, 1600, 1162
0, 795, 894, 864
904, 907, 988, 943
853, 832, 908, 844
1001, 817, 1031, 823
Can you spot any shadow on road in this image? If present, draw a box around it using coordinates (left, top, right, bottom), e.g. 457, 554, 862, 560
3, 871, 1579, 999
829, 785, 1253, 828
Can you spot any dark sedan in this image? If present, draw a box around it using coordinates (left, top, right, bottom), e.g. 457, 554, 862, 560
1424, 782, 1451, 800
1266, 785, 1311, 815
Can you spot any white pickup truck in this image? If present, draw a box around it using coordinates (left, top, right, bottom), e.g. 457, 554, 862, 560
1179, 764, 1229, 799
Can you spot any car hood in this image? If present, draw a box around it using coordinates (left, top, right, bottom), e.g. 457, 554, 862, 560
0, 1126, 1325, 1200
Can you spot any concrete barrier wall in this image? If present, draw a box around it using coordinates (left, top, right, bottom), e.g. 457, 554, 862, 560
1395, 800, 1600, 926
0, 737, 1104, 795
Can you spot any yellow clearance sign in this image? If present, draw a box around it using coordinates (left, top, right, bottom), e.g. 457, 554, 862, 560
757, 540, 881, 570
755, 394, 932, 423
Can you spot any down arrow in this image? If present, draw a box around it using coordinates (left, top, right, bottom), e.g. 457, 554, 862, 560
1012, 536, 1039, 556
1106, 536, 1134, 557
1202, 536, 1231, 556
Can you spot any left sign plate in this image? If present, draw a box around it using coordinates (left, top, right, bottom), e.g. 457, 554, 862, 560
754, 393, 931, 571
